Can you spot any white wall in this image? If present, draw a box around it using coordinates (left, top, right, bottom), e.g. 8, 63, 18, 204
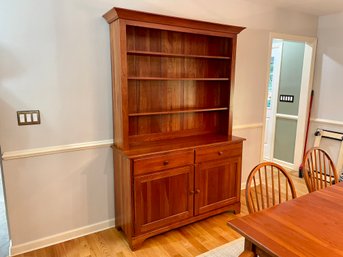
307, 12, 343, 170
312, 13, 343, 122
0, 0, 318, 253
4, 148, 114, 247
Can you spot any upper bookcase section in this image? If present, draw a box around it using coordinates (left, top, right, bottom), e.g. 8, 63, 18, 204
103, 8, 245, 36
103, 7, 245, 150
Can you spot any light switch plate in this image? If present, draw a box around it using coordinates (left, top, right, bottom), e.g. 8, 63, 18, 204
279, 95, 294, 103
17, 110, 41, 126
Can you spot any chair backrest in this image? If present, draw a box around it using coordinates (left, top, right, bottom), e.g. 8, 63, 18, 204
302, 147, 338, 193
245, 162, 297, 214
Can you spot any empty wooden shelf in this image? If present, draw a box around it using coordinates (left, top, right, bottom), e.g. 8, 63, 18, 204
103, 7, 245, 249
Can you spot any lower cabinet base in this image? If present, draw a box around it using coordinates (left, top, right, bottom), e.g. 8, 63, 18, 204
123, 202, 241, 250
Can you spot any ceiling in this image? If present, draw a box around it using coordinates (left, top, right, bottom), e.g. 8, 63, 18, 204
248, 0, 343, 16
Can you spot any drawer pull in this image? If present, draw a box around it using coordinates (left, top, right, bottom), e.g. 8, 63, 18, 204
163, 160, 169, 165
218, 151, 224, 156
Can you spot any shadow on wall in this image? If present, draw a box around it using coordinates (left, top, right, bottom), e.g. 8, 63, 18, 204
0, 45, 26, 151
307, 23, 343, 171
0, 45, 25, 80
2, 147, 114, 247
0, 45, 25, 254
0, 44, 57, 152
312, 27, 343, 121
81, 148, 114, 224
0, 153, 10, 257
51, 0, 113, 142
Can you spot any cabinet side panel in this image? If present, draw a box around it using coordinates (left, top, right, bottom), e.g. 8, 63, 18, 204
228, 36, 237, 138
113, 149, 133, 240
110, 21, 126, 148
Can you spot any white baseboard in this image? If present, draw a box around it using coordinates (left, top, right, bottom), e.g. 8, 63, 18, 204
10, 219, 115, 256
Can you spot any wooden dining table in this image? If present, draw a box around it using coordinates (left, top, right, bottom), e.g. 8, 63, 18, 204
228, 183, 343, 257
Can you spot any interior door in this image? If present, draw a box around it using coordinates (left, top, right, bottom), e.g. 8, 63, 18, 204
273, 41, 306, 168
263, 35, 317, 170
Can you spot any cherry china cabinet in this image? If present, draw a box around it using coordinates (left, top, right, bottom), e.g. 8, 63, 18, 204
103, 7, 245, 249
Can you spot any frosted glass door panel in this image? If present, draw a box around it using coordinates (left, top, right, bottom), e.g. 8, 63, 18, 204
274, 118, 297, 164
277, 41, 305, 116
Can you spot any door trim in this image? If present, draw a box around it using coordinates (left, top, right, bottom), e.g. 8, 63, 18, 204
265, 41, 283, 161
293, 41, 317, 169
261, 33, 317, 170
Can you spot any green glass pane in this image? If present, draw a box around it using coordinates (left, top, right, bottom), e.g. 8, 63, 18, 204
273, 118, 297, 163
277, 41, 305, 116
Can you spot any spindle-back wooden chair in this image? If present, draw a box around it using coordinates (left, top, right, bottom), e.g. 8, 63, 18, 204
302, 147, 339, 193
245, 162, 297, 214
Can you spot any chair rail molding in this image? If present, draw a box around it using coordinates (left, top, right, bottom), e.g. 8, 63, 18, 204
233, 123, 263, 130
2, 123, 262, 161
2, 139, 114, 161
311, 118, 343, 127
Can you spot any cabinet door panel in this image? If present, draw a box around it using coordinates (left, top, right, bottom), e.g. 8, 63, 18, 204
195, 157, 241, 215
134, 165, 194, 234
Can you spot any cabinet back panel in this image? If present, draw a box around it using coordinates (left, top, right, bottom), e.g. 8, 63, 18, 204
129, 111, 228, 139
127, 55, 229, 78
126, 26, 232, 57
128, 81, 229, 113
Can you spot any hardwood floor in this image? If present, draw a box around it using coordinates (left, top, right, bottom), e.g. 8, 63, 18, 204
15, 170, 307, 257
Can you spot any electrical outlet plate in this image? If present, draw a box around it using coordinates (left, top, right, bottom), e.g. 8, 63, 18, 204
17, 110, 41, 126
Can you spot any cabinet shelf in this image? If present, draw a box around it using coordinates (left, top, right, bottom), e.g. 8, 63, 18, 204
128, 77, 229, 81
127, 50, 231, 60
129, 107, 228, 117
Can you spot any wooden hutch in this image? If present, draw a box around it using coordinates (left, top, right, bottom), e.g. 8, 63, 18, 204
103, 7, 245, 249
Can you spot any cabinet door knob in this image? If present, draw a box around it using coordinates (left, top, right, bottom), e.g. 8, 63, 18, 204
218, 151, 224, 156
163, 160, 169, 165
190, 190, 195, 195
195, 189, 200, 194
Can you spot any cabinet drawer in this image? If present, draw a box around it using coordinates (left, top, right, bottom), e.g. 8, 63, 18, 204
195, 142, 242, 163
134, 150, 194, 175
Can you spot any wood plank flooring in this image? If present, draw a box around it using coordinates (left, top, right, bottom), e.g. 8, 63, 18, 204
15, 170, 307, 257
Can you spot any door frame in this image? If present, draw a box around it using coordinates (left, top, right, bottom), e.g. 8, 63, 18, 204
264, 40, 283, 161
261, 33, 317, 170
